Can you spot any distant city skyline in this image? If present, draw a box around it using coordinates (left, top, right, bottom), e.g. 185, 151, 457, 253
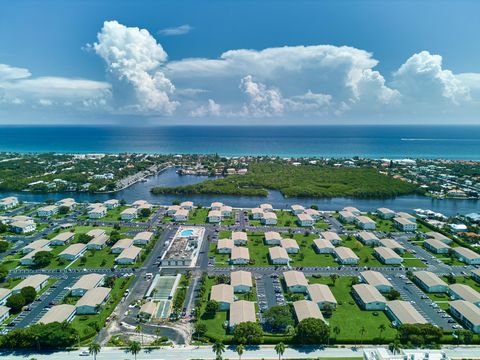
1, 0, 480, 125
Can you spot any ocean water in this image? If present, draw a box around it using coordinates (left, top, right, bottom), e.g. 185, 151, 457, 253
0, 125, 480, 159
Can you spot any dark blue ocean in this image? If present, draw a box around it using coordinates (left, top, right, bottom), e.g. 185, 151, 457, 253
1, 125, 480, 159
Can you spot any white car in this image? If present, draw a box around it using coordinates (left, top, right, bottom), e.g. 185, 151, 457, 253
80, 350, 89, 356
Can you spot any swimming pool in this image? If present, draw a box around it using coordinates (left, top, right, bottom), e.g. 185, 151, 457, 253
180, 229, 194, 237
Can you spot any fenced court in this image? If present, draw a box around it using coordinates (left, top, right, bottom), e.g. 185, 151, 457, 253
147, 274, 181, 319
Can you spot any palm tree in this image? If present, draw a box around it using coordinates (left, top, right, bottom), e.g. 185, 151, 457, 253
236, 344, 244, 360
135, 324, 144, 345
378, 324, 386, 339
126, 341, 142, 360
390, 338, 401, 354
275, 342, 285, 360
88, 342, 101, 360
359, 326, 366, 345
212, 341, 225, 359
329, 274, 338, 286
333, 325, 341, 339
285, 325, 295, 337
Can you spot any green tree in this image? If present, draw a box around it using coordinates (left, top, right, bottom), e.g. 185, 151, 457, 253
135, 324, 143, 345
329, 274, 338, 286
88, 342, 101, 360
378, 324, 386, 339
263, 306, 294, 332
275, 342, 285, 360
20, 286, 37, 304
0, 241, 10, 253
332, 325, 341, 339
236, 344, 244, 360
295, 318, 329, 345
212, 341, 225, 359
0, 264, 8, 281
204, 300, 219, 318
139, 208, 151, 218
126, 341, 141, 360
322, 303, 333, 318
33, 251, 53, 268
359, 325, 366, 345
6, 293, 26, 313
193, 322, 207, 339
58, 206, 70, 215
77, 233, 94, 244
233, 322, 263, 344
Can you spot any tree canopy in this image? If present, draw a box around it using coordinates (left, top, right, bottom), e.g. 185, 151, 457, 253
295, 318, 330, 344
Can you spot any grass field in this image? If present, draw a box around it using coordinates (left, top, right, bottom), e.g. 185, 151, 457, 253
367, 215, 396, 233
308, 276, 398, 343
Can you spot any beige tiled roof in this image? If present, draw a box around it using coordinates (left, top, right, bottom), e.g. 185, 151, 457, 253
374, 247, 402, 261
307, 284, 337, 305
38, 304, 76, 324
139, 301, 157, 316
12, 274, 49, 292
379, 238, 404, 250
232, 232, 248, 242
269, 246, 289, 260
320, 231, 341, 242
264, 231, 281, 241
352, 284, 386, 304
229, 300, 256, 327
284, 270, 308, 287
76, 287, 111, 307
450, 300, 480, 326
112, 238, 134, 250
313, 238, 335, 249
51, 232, 74, 242
387, 300, 427, 324
293, 300, 324, 322
334, 246, 359, 261
134, 231, 153, 241
71, 274, 105, 292
231, 246, 250, 260
453, 247, 480, 260
24, 239, 50, 251
414, 271, 448, 288
360, 271, 392, 288
117, 246, 141, 260
230, 271, 253, 288
280, 238, 299, 249
87, 229, 106, 238
217, 238, 234, 250
424, 238, 450, 250
60, 243, 87, 257
210, 284, 234, 303
449, 284, 480, 303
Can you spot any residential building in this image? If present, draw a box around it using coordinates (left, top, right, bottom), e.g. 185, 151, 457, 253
20, 247, 52, 266
210, 284, 234, 310
210, 202, 223, 211
87, 234, 108, 250
220, 205, 233, 218
103, 199, 120, 209
449, 284, 480, 306
374, 247, 403, 265
453, 247, 480, 265
472, 269, 480, 283
0, 196, 18, 210
339, 210, 356, 223
76, 287, 111, 315
10, 220, 36, 234
357, 231, 380, 246
133, 231, 154, 246
284, 270, 308, 293
386, 300, 427, 326
343, 206, 361, 215
180, 201, 194, 210
293, 300, 324, 322
280, 238, 300, 254
297, 213, 315, 227
229, 300, 256, 329
59, 243, 87, 261
111, 238, 133, 254
304, 208, 321, 220
121, 207, 137, 221
396, 212, 416, 222
50, 231, 74, 246
269, 246, 290, 264
0, 305, 9, 323
356, 216, 376, 230
426, 231, 452, 244
87, 229, 106, 238
424, 238, 451, 254
291, 204, 305, 215
173, 209, 189, 222
132, 200, 149, 208
313, 238, 335, 253
22, 239, 50, 254
88, 205, 107, 219
230, 246, 250, 265
232, 232, 248, 246
320, 231, 342, 245
208, 210, 222, 223
0, 288, 11, 306
71, 273, 105, 297
217, 239, 234, 254
115, 246, 141, 265
56, 198, 76, 209
259, 203, 273, 212
38, 304, 76, 324
307, 283, 337, 309
377, 208, 395, 219
449, 300, 480, 333
360, 270, 393, 293
334, 247, 359, 265
352, 284, 386, 310
231, 271, 253, 293
166, 205, 180, 216
261, 211, 278, 225
264, 231, 282, 245
12, 274, 49, 294
413, 271, 448, 293
393, 217, 417, 232
379, 239, 405, 254
251, 208, 264, 219
37, 205, 59, 218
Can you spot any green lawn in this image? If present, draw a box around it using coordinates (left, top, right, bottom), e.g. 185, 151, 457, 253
71, 276, 133, 343
186, 208, 209, 224
401, 252, 427, 268
70, 247, 117, 269
367, 215, 396, 233
308, 276, 398, 343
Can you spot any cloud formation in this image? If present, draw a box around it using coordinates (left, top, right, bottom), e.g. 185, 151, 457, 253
92, 20, 178, 114
2, 20, 480, 123
158, 24, 193, 37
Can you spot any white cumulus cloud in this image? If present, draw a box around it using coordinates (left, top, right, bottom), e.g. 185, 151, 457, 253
158, 24, 193, 37
92, 20, 178, 114
239, 75, 284, 117
190, 99, 221, 117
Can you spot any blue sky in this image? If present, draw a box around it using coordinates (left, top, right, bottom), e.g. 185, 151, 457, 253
1, 0, 480, 124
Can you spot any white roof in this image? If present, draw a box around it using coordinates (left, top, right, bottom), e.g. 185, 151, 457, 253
232, 232, 248, 242
425, 238, 450, 250
280, 238, 299, 249
60, 243, 87, 257
307, 284, 337, 305
450, 300, 480, 327
320, 231, 341, 242
210, 284, 234, 303
231, 246, 250, 260
374, 247, 403, 261
134, 231, 153, 241
414, 271, 448, 288
51, 232, 74, 242
13, 274, 49, 292
264, 231, 281, 241
71, 274, 105, 292
361, 270, 392, 288
231, 271, 253, 288
76, 287, 111, 307
352, 284, 386, 304
453, 247, 480, 260
117, 246, 141, 260
449, 284, 480, 303
334, 246, 359, 260
229, 300, 256, 327
313, 238, 335, 249
38, 304, 76, 324
269, 246, 289, 260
